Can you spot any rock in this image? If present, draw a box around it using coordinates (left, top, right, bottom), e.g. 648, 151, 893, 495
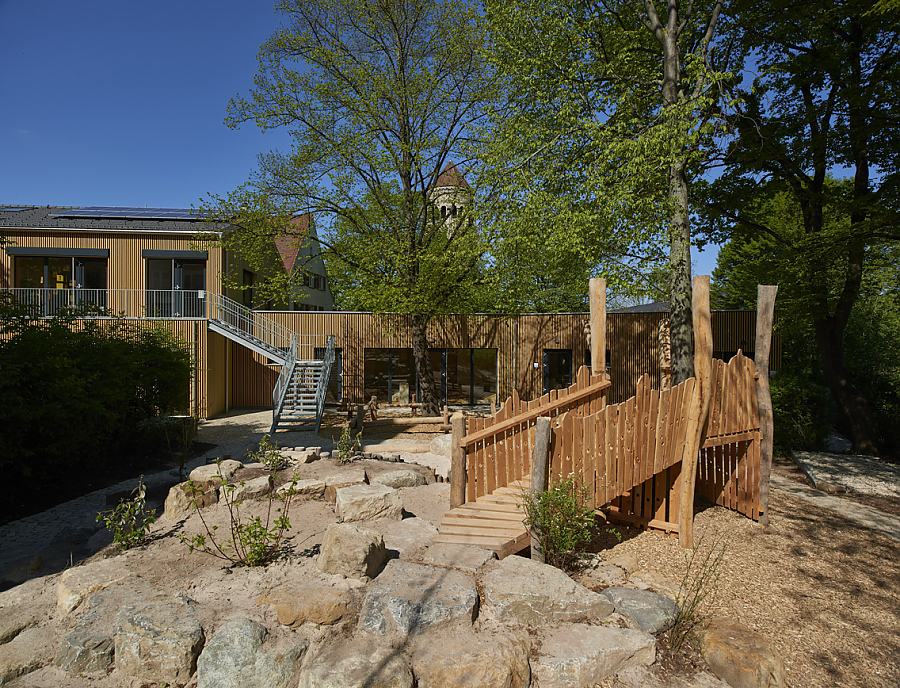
197, 617, 305, 688
275, 478, 326, 498
382, 517, 438, 557
358, 560, 478, 638
189, 460, 243, 483
165, 481, 218, 520
323, 468, 369, 503
578, 561, 628, 589
0, 626, 56, 685
533, 623, 656, 688
0, 603, 43, 645
297, 634, 413, 688
54, 629, 115, 674
601, 587, 678, 634
320, 451, 332, 460
115, 596, 205, 685
419, 543, 496, 573
371, 469, 427, 488
627, 571, 681, 600
57, 558, 132, 614
605, 552, 639, 575
336, 484, 403, 522
698, 618, 786, 688
410, 628, 530, 688
403, 452, 451, 479
318, 523, 389, 580
228, 475, 273, 501
258, 584, 358, 627
481, 555, 614, 625
430, 434, 452, 457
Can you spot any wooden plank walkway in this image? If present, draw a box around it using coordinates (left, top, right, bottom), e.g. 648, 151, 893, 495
434, 479, 531, 559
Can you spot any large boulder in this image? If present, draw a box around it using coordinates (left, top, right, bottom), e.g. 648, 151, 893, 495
230, 475, 274, 501
358, 560, 479, 638
197, 617, 306, 688
481, 555, 614, 625
430, 434, 453, 457
318, 523, 389, 580
57, 558, 132, 614
698, 618, 786, 688
533, 623, 656, 688
323, 468, 369, 503
409, 628, 530, 688
54, 629, 115, 675
275, 478, 326, 498
601, 587, 678, 634
382, 517, 438, 557
371, 469, 427, 489
258, 584, 359, 627
336, 484, 403, 522
115, 596, 205, 685
297, 634, 413, 688
165, 480, 218, 520
189, 460, 243, 484
576, 560, 628, 589
0, 626, 57, 685
419, 543, 495, 574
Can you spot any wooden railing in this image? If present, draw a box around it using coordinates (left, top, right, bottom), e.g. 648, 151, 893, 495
460, 365, 610, 501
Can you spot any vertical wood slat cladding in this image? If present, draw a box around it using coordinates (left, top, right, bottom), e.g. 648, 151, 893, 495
230, 311, 778, 409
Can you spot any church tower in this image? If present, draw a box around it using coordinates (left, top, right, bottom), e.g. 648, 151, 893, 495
430, 161, 471, 236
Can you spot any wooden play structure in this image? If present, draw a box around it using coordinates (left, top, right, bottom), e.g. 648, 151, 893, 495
435, 278, 778, 556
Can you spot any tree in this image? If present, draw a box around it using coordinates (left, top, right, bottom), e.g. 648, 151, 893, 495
481, 0, 737, 384
702, 0, 900, 453
205, 0, 500, 414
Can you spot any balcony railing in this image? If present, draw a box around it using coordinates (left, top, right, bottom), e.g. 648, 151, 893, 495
5, 288, 211, 319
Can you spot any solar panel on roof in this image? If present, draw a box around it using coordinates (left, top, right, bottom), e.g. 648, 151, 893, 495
50, 206, 198, 220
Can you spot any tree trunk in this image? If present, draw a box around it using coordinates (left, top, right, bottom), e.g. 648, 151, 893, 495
814, 317, 880, 455
411, 314, 440, 416
668, 158, 695, 385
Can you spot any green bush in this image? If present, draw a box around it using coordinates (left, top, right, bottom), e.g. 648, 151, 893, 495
520, 475, 595, 571
96, 477, 157, 551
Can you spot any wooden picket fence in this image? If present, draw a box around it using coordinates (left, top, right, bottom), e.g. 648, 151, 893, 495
460, 366, 611, 502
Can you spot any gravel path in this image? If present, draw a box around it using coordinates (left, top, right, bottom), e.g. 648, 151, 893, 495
792, 450, 900, 497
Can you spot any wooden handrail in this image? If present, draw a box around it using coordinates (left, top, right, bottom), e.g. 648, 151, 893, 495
460, 378, 611, 448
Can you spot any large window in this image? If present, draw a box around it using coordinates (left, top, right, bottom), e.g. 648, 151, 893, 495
543, 349, 573, 393
14, 254, 107, 314
145, 257, 206, 317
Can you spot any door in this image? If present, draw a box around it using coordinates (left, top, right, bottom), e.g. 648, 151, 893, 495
543, 349, 573, 394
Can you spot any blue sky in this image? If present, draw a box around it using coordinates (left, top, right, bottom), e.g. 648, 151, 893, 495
0, 0, 720, 277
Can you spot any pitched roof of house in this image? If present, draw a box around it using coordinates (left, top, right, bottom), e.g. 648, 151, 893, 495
434, 161, 470, 190
273, 215, 311, 273
0, 205, 229, 233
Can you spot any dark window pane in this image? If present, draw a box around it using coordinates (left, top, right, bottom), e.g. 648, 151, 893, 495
391, 349, 413, 403
364, 349, 391, 403
15, 256, 44, 288
473, 348, 497, 403
446, 349, 472, 404
544, 349, 573, 392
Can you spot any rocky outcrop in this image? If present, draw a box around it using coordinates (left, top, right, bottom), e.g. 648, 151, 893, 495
533, 623, 656, 688
197, 617, 306, 688
358, 560, 478, 638
318, 523, 389, 580
336, 484, 403, 522
601, 587, 678, 634
54, 629, 115, 674
0, 626, 57, 685
419, 543, 495, 573
698, 618, 786, 688
576, 559, 628, 589
115, 596, 205, 685
57, 558, 132, 614
481, 555, 614, 625
297, 634, 414, 688
409, 627, 530, 688
258, 584, 359, 627
382, 517, 438, 557
165, 480, 218, 520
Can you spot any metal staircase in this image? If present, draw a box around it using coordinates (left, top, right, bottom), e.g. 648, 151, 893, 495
203, 293, 334, 433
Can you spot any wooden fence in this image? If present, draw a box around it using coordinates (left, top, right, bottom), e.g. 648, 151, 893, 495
460, 366, 611, 501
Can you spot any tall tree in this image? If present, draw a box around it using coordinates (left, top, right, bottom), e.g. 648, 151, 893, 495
481, 0, 737, 384
703, 0, 900, 453
205, 0, 500, 414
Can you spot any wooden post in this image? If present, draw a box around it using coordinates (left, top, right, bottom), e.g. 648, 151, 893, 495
450, 412, 467, 509
589, 278, 607, 375
678, 276, 713, 549
352, 404, 365, 435
529, 416, 552, 563
755, 285, 778, 527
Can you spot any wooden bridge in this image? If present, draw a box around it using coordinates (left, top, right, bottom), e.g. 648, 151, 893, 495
436, 278, 777, 557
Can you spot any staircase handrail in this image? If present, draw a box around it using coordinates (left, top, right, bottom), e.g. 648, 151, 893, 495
206, 292, 301, 354
314, 335, 336, 433
272, 347, 298, 417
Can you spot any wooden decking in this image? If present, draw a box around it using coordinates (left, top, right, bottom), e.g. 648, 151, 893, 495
434, 479, 531, 559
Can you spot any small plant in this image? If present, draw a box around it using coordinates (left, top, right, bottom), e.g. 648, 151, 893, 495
666, 536, 726, 652
96, 477, 157, 551
178, 459, 297, 567
336, 424, 360, 464
250, 434, 288, 471
520, 475, 596, 571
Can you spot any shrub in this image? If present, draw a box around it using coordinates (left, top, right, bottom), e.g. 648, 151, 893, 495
96, 477, 157, 551
520, 475, 595, 571
336, 425, 360, 464
666, 537, 725, 652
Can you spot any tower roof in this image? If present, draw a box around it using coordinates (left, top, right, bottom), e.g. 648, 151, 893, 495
273, 214, 310, 273
434, 161, 471, 190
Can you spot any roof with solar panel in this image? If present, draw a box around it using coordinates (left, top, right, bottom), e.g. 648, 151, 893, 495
0, 205, 231, 232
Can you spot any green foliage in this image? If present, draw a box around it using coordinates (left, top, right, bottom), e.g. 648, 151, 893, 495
250, 434, 289, 471
521, 476, 596, 571
667, 537, 725, 652
336, 425, 360, 465
96, 478, 157, 551
179, 459, 296, 567
0, 305, 192, 522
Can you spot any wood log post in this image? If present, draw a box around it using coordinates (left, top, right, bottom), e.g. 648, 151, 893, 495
442, 404, 450, 425
450, 412, 467, 509
491, 399, 497, 416
589, 278, 607, 376
678, 275, 713, 549
529, 416, 552, 563
755, 285, 778, 527
352, 404, 365, 435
